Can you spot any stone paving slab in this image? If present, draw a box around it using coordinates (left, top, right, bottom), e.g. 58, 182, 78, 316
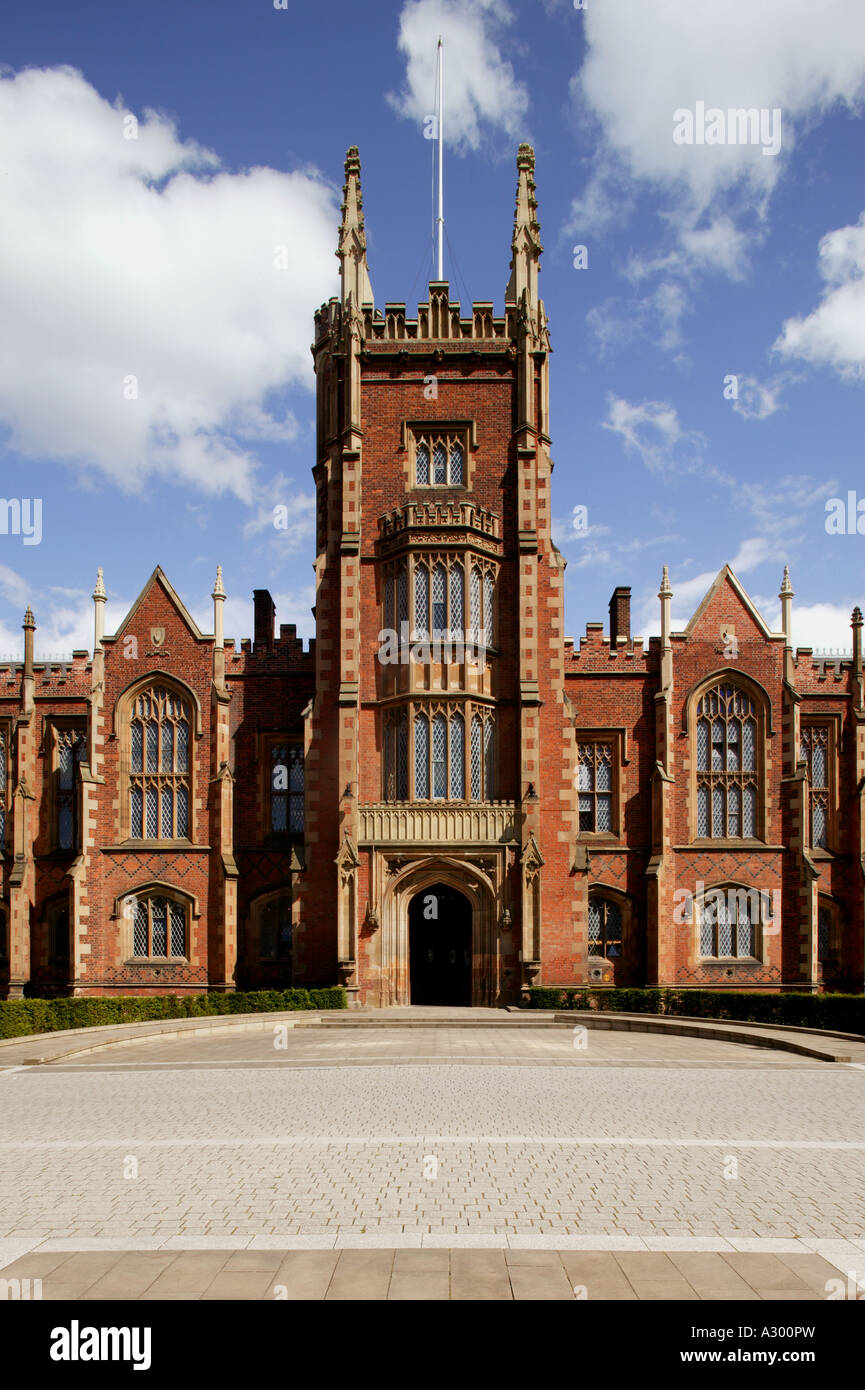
0, 1247, 858, 1300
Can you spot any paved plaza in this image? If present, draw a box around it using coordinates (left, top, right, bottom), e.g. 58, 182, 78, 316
1, 1015, 864, 1299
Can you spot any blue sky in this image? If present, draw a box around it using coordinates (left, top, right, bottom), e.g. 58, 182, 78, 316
1, 0, 864, 658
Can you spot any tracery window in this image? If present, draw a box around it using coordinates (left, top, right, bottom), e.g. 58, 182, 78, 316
800, 724, 831, 850
131, 892, 188, 959
270, 743, 304, 834
695, 683, 759, 839
588, 895, 623, 958
128, 688, 190, 840
384, 703, 494, 801
577, 742, 614, 832
817, 902, 833, 964
414, 432, 465, 487
699, 886, 760, 959
55, 726, 86, 851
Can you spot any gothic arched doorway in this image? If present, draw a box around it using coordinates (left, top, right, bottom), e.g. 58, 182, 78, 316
409, 883, 472, 1005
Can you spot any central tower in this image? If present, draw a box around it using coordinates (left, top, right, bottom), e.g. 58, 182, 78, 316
298, 145, 578, 1006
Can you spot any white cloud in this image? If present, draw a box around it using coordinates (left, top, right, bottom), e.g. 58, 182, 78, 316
774, 211, 865, 379
242, 478, 316, 550
602, 395, 705, 476
388, 0, 530, 152
0, 66, 340, 501
730, 373, 789, 420
578, 0, 865, 203
568, 1, 865, 279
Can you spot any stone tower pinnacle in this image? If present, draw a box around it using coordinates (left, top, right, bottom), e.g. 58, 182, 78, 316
505, 143, 542, 308
337, 146, 374, 309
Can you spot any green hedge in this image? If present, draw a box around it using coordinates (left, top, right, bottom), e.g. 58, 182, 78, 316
0, 986, 346, 1040
526, 987, 865, 1036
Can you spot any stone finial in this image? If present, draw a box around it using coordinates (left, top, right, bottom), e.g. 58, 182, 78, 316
659, 565, 672, 598
93, 568, 106, 601
23, 606, 35, 629
505, 143, 543, 308
779, 565, 793, 598
212, 564, 225, 599
338, 145, 374, 309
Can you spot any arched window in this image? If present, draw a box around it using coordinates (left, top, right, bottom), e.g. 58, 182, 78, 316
433, 441, 447, 484
416, 442, 430, 485
588, 896, 622, 958
450, 564, 464, 634
483, 571, 495, 646
801, 724, 831, 850
431, 713, 447, 799
695, 683, 759, 839
450, 442, 464, 485
699, 885, 761, 959
414, 712, 429, 800
432, 564, 447, 634
450, 713, 465, 799
131, 891, 188, 959
55, 726, 86, 851
470, 565, 481, 635
414, 564, 429, 638
128, 687, 190, 840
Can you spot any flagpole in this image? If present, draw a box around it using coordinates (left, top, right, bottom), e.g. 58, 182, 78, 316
436, 36, 444, 280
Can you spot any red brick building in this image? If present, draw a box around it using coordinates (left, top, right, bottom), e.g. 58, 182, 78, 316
1, 146, 862, 1003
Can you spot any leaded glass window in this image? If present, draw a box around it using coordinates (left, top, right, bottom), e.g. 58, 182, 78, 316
271, 744, 304, 834
131, 894, 187, 959
470, 715, 482, 801
396, 712, 409, 799
695, 684, 759, 839
413, 432, 466, 487
588, 897, 623, 958
397, 563, 409, 625
801, 725, 830, 850
450, 564, 464, 634
484, 717, 495, 799
128, 688, 190, 840
483, 571, 495, 645
414, 564, 429, 637
450, 713, 465, 798
578, 743, 614, 832
470, 566, 481, 636
432, 564, 447, 634
450, 442, 463, 485
700, 887, 758, 958
433, 442, 447, 485
56, 727, 86, 851
414, 713, 429, 800
431, 713, 447, 799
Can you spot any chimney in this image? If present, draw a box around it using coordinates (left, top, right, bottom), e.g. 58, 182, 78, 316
253, 589, 276, 653
609, 586, 631, 646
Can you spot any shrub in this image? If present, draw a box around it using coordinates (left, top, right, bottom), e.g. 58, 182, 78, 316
0, 986, 346, 1040
526, 987, 865, 1035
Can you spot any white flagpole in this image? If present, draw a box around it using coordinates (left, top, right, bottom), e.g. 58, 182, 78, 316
436, 36, 444, 280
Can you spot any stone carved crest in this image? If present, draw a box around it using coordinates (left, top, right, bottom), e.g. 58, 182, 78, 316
150, 626, 166, 648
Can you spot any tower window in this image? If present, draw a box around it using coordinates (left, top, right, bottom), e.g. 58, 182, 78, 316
413, 431, 467, 488
577, 742, 614, 833
384, 704, 494, 802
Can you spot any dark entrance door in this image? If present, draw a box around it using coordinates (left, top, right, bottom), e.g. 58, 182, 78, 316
409, 883, 472, 1006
